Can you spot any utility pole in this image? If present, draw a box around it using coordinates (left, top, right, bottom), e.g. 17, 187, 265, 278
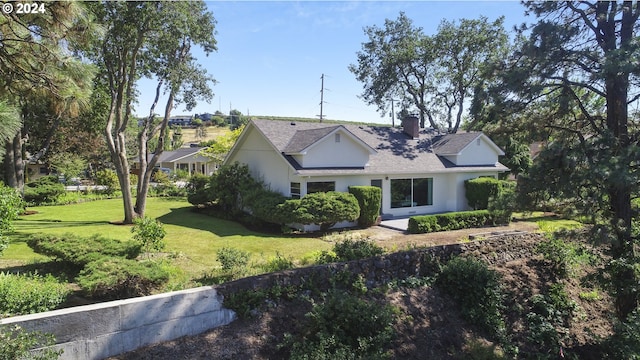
317, 73, 325, 122
390, 99, 399, 127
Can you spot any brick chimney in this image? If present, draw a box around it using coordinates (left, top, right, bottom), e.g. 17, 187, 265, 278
402, 115, 420, 139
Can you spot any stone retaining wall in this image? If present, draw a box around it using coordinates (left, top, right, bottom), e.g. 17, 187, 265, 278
219, 232, 543, 295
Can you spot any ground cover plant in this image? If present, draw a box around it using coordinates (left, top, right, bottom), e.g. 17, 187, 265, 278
3, 198, 332, 290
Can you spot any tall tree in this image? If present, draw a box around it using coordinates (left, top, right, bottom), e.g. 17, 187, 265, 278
92, 1, 216, 223
478, 1, 640, 319
0, 2, 96, 190
349, 13, 508, 132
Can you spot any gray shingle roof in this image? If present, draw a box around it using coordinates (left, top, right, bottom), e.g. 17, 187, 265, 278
249, 119, 507, 175
283, 126, 341, 153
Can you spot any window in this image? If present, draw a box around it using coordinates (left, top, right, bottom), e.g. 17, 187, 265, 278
390, 178, 433, 208
335, 133, 341, 143
290, 182, 301, 199
307, 181, 335, 194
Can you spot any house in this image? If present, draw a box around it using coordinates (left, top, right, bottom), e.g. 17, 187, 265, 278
134, 147, 217, 176
224, 117, 508, 227
168, 115, 194, 127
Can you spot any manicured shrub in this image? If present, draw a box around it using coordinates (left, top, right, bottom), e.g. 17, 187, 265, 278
0, 272, 70, 317
278, 191, 360, 231
23, 176, 65, 205
76, 258, 171, 300
27, 233, 141, 268
348, 186, 382, 227
244, 187, 288, 225
465, 177, 515, 210
408, 210, 510, 234
436, 257, 506, 340
186, 173, 211, 206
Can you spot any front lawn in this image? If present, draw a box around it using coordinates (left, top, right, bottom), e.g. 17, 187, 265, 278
3, 198, 331, 284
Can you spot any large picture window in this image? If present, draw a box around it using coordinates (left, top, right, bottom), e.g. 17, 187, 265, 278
307, 181, 335, 194
390, 178, 433, 208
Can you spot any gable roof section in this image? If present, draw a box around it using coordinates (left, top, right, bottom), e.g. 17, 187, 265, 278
230, 119, 508, 175
283, 125, 377, 155
432, 132, 505, 156
156, 147, 210, 163
283, 126, 340, 153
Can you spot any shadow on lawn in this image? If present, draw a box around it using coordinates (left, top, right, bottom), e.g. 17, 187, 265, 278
14, 219, 110, 231
157, 206, 289, 239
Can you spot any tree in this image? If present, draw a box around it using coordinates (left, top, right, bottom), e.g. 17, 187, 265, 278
91, 1, 217, 223
200, 125, 244, 164
481, 1, 640, 319
0, 2, 96, 190
48, 152, 87, 184
349, 13, 508, 132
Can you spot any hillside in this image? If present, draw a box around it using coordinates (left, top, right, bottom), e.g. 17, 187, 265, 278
109, 227, 617, 360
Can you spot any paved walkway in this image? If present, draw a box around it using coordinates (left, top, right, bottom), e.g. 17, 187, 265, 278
379, 217, 410, 232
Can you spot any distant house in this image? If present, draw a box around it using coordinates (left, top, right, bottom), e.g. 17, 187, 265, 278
134, 147, 217, 176
168, 115, 194, 127
224, 118, 508, 228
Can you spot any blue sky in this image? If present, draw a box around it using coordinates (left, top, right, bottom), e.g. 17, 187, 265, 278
134, 1, 531, 125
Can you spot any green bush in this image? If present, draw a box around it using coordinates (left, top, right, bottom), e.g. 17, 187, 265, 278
261, 252, 295, 273
23, 178, 66, 205
0, 184, 24, 255
603, 309, 640, 359
209, 162, 255, 214
244, 187, 288, 225
186, 173, 211, 206
76, 258, 171, 300
408, 210, 510, 234
216, 247, 250, 272
465, 177, 515, 210
287, 290, 396, 360
436, 257, 506, 340
95, 169, 119, 195
348, 186, 381, 228
27, 233, 141, 268
333, 239, 384, 261
0, 325, 62, 360
0, 272, 70, 317
131, 217, 166, 258
278, 191, 360, 231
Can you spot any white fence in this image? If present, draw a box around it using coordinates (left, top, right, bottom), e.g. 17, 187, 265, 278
0, 286, 236, 360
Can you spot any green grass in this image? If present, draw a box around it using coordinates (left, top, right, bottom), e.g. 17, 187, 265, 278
3, 198, 331, 282
536, 219, 583, 234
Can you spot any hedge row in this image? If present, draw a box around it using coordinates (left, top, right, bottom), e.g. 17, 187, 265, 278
348, 186, 381, 227
408, 210, 511, 234
465, 177, 515, 210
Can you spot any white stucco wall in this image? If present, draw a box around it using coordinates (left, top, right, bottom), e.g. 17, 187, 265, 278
227, 127, 293, 195
454, 137, 500, 166
298, 131, 371, 168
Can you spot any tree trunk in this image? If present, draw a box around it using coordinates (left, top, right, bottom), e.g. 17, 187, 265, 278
3, 130, 25, 192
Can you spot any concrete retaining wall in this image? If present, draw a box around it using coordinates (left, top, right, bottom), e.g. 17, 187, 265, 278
0, 286, 236, 360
